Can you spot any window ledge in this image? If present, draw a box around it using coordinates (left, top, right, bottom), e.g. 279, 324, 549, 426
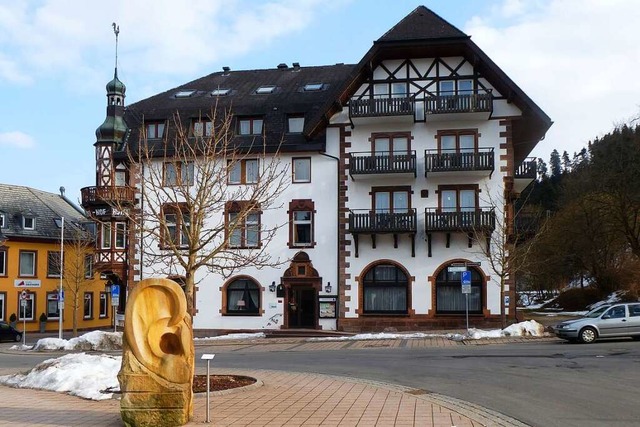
222, 313, 261, 317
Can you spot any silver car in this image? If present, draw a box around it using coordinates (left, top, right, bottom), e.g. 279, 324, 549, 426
553, 302, 640, 343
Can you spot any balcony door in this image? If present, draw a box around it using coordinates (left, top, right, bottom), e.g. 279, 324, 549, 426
441, 188, 476, 226
374, 188, 409, 230
373, 134, 409, 171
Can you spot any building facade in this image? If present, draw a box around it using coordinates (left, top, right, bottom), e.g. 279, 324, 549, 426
84, 6, 551, 333
0, 184, 111, 333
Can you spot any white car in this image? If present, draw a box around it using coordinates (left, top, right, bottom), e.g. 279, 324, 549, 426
553, 303, 640, 343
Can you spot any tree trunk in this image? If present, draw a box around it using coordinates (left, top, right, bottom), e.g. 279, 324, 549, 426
72, 301, 78, 337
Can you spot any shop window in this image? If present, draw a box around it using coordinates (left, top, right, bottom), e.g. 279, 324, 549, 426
17, 292, 34, 321
46, 292, 60, 319
362, 263, 408, 314
435, 265, 483, 314
225, 278, 260, 314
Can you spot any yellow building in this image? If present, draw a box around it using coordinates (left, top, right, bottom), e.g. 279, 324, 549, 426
0, 184, 112, 333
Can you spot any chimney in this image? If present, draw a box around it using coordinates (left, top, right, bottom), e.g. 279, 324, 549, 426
222, 66, 231, 76
59, 186, 65, 197
277, 63, 288, 70
292, 62, 300, 72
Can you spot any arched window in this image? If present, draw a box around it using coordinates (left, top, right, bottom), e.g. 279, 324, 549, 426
435, 266, 483, 314
226, 278, 260, 314
362, 263, 408, 314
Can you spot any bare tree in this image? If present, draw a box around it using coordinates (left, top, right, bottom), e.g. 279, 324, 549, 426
112, 105, 290, 314
469, 188, 545, 327
62, 226, 96, 337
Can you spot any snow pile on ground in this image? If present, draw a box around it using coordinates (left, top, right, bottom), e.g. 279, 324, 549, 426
195, 332, 266, 341
31, 331, 122, 351
307, 332, 446, 342
466, 320, 545, 339
0, 353, 121, 400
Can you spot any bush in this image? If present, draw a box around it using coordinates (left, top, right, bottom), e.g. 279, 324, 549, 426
542, 288, 602, 311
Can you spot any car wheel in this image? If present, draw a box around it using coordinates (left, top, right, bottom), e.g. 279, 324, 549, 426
579, 327, 597, 344
14, 334, 21, 342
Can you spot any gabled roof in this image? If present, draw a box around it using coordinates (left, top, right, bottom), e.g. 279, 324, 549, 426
120, 64, 355, 157
377, 5, 468, 42
0, 184, 88, 241
308, 5, 552, 161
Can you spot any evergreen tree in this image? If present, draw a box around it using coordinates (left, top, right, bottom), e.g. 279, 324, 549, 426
562, 150, 571, 173
549, 149, 562, 178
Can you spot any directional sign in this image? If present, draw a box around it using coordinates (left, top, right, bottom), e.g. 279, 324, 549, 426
448, 266, 468, 273
461, 270, 472, 294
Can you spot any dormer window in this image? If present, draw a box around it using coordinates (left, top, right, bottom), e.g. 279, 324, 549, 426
193, 119, 213, 137
238, 117, 263, 136
146, 122, 165, 139
54, 218, 63, 228
288, 116, 304, 133
174, 90, 196, 98
255, 85, 276, 94
0, 213, 5, 228
211, 88, 230, 96
303, 83, 324, 92
23, 216, 35, 230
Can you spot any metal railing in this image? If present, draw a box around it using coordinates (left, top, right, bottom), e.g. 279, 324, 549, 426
349, 97, 414, 118
349, 151, 416, 175
424, 148, 494, 174
424, 92, 492, 115
425, 208, 496, 233
349, 209, 417, 233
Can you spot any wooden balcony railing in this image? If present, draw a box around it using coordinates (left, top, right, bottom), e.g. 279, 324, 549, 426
81, 186, 135, 206
515, 157, 538, 179
349, 151, 417, 176
424, 148, 494, 175
349, 209, 417, 234
425, 208, 496, 233
349, 97, 414, 118
424, 92, 493, 115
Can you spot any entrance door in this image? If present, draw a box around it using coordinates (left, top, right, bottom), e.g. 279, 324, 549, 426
288, 287, 317, 329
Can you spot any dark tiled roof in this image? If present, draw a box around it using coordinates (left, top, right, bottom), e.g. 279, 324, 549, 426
120, 64, 355, 156
0, 184, 88, 241
377, 6, 468, 43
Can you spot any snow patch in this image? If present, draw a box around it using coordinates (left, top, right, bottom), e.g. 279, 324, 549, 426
32, 331, 122, 351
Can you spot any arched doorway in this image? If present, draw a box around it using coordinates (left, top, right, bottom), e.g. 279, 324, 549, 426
282, 252, 321, 329
434, 263, 484, 314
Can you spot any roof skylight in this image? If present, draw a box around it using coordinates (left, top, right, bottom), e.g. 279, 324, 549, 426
303, 83, 324, 92
211, 88, 231, 96
174, 90, 196, 98
255, 85, 276, 94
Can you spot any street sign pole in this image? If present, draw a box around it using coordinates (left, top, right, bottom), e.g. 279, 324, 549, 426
461, 270, 472, 333
111, 285, 120, 332
20, 290, 27, 346
59, 217, 64, 339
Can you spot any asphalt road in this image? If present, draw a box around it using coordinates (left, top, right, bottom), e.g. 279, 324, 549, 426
198, 339, 640, 427
1, 338, 639, 427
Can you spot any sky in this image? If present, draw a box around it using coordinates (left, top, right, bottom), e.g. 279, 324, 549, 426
1, 0, 640, 203
0, 322, 545, 400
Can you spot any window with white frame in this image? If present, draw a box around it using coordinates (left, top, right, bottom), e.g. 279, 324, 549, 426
227, 159, 259, 184
99, 292, 108, 318
115, 222, 126, 249
292, 157, 311, 183
46, 292, 60, 319
23, 216, 35, 230
0, 250, 6, 276
84, 255, 94, 279
18, 292, 34, 320
47, 251, 62, 278
287, 116, 305, 133
83, 292, 93, 319
19, 251, 36, 277
101, 223, 112, 249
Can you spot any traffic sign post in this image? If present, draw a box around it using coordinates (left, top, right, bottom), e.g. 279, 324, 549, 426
461, 270, 472, 332
20, 291, 28, 346
111, 285, 120, 332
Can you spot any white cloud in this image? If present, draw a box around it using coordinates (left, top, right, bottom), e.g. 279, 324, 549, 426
466, 0, 640, 158
0, 131, 36, 149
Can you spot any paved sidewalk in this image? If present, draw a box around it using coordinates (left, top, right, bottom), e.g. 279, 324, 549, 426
0, 334, 547, 426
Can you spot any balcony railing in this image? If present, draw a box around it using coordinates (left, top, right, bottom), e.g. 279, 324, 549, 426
425, 208, 496, 233
425, 92, 493, 115
515, 157, 538, 179
349, 151, 416, 176
349, 97, 414, 118
424, 148, 494, 175
81, 186, 135, 206
349, 209, 417, 234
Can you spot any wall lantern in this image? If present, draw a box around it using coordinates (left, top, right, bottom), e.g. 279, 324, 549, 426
269, 281, 276, 292
325, 282, 332, 294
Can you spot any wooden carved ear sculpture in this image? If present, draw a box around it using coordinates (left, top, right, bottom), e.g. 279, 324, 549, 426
118, 278, 194, 427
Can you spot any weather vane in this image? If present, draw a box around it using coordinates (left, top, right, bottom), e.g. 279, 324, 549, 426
112, 22, 120, 72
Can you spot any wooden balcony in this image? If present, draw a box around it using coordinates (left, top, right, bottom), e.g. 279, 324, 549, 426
349, 151, 416, 179
349, 97, 414, 120
424, 92, 493, 119
425, 208, 496, 233
349, 209, 417, 258
81, 186, 135, 207
513, 157, 538, 193
424, 148, 494, 176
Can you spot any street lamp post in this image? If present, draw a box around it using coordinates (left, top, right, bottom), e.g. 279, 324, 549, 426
58, 217, 64, 339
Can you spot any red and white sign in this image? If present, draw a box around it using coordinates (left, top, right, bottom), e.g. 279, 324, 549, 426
15, 279, 41, 288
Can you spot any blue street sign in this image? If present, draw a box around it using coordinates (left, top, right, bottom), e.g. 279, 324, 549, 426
461, 270, 471, 285
111, 285, 120, 298
59, 290, 64, 302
